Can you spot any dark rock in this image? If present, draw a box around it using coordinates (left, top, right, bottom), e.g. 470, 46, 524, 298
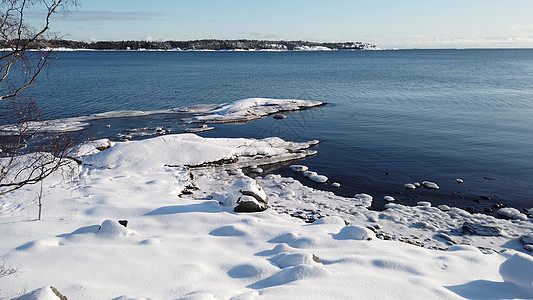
273, 113, 287, 119
180, 189, 194, 195
492, 203, 506, 209
474, 199, 481, 204
462, 222, 502, 236
484, 207, 494, 213
385, 172, 390, 175
480, 195, 491, 201
118, 220, 128, 228
234, 198, 268, 213
465, 207, 475, 214
436, 232, 455, 243
312, 254, 321, 263
51, 286, 68, 300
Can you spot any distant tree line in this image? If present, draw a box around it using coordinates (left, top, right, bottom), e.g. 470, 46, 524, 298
0, 39, 377, 51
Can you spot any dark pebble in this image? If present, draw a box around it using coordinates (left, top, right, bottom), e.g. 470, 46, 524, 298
492, 203, 506, 209
484, 208, 494, 213
466, 207, 476, 214
118, 220, 128, 228
480, 196, 491, 200
385, 172, 390, 175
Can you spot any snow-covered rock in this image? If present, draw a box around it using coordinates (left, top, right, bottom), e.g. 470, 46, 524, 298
404, 183, 416, 189
191, 98, 323, 123
225, 179, 268, 212
289, 165, 309, 172
334, 225, 375, 240
384, 196, 395, 202
303, 171, 328, 183
497, 207, 528, 220
422, 181, 439, 190
354, 193, 373, 208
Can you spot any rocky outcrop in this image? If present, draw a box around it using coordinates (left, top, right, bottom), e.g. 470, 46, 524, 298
462, 222, 502, 236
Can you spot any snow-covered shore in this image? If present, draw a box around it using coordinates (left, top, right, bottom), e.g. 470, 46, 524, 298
1, 131, 532, 299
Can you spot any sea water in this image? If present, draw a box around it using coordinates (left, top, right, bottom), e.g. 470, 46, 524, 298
5, 49, 533, 213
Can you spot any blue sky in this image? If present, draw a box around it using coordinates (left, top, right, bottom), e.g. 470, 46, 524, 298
30, 0, 533, 48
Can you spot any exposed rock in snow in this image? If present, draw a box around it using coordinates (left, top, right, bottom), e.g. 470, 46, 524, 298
521, 233, 533, 245
462, 222, 502, 236
225, 179, 268, 212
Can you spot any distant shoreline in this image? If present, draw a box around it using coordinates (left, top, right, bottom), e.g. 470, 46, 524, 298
1, 39, 380, 51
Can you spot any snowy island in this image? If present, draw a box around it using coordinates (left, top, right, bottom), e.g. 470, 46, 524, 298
1, 99, 532, 299
24, 39, 380, 51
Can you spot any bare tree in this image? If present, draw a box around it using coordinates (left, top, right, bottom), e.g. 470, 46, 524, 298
0, 99, 78, 199
0, 260, 17, 279
0, 0, 80, 219
0, 0, 78, 101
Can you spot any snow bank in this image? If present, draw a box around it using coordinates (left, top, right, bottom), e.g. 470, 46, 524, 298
82, 134, 318, 172
1, 134, 532, 299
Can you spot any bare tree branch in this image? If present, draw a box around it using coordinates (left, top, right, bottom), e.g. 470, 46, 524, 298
0, 0, 76, 100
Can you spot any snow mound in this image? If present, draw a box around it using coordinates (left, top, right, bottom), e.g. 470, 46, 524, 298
191, 98, 323, 123
95, 220, 138, 239
499, 253, 533, 291
270, 252, 316, 268
70, 139, 114, 158
83, 134, 318, 172
334, 225, 375, 240
249, 264, 330, 289
15, 286, 65, 300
